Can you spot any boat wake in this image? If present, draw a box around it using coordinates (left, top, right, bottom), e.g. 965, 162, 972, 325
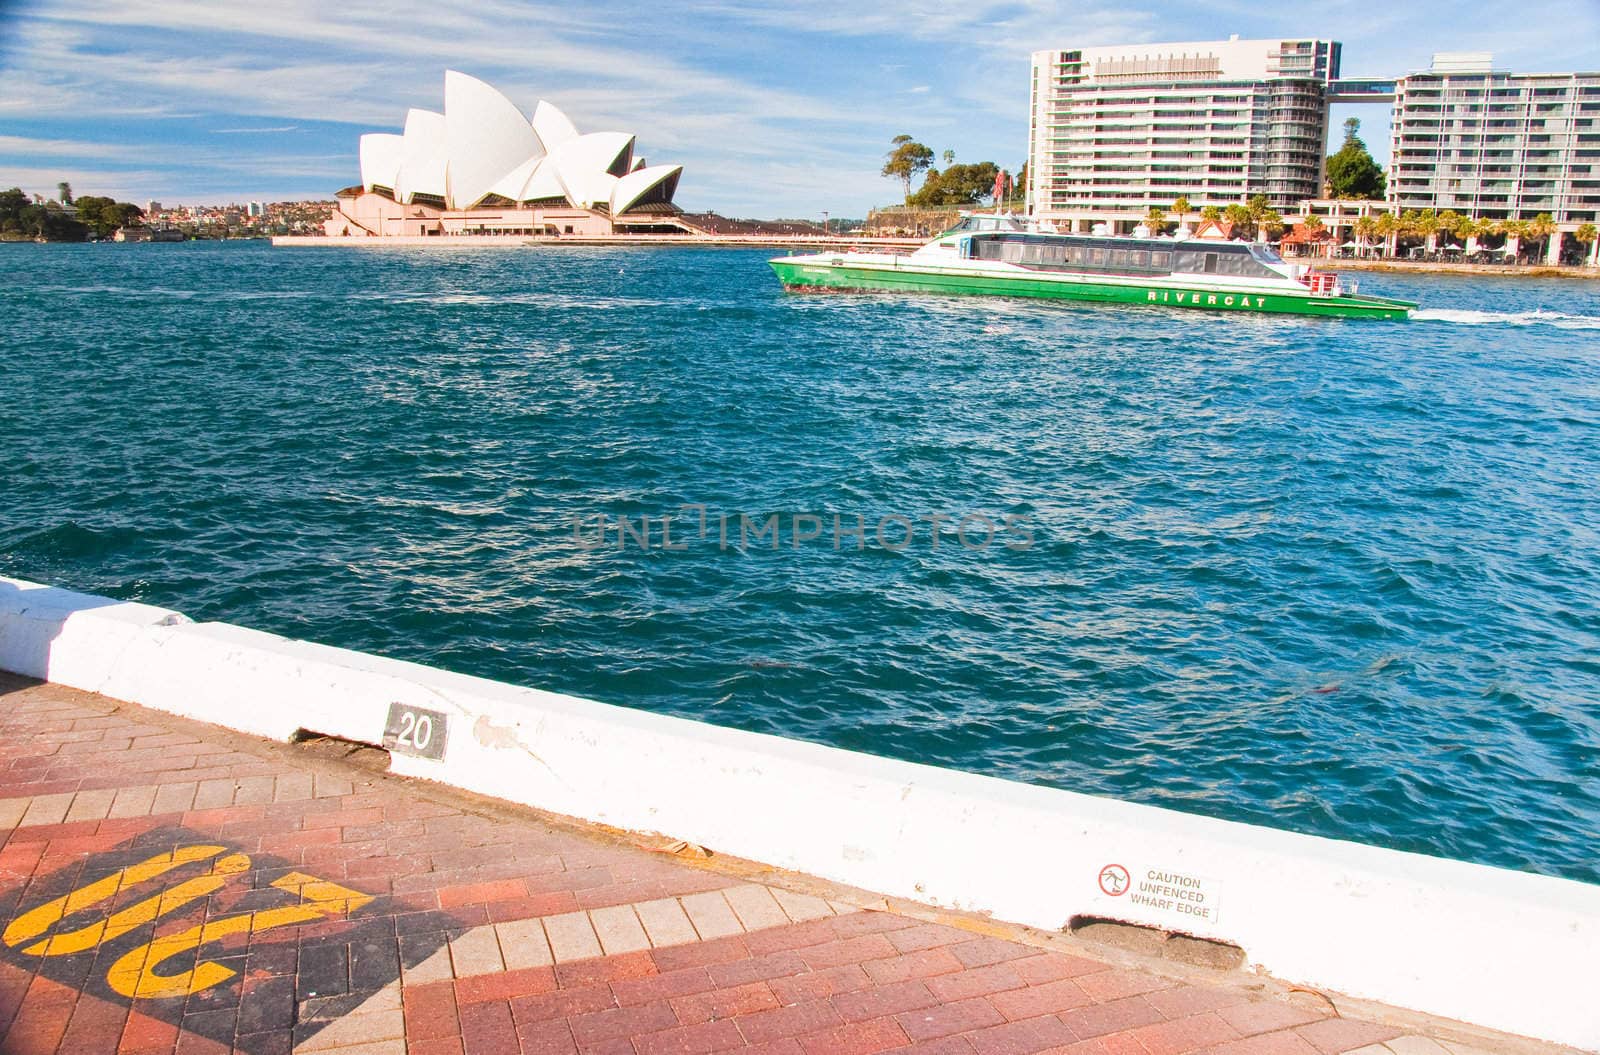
1413, 307, 1600, 330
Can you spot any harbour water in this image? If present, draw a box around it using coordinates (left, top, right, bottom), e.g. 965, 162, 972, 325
3, 242, 1597, 883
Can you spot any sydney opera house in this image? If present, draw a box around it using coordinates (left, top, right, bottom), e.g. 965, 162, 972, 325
325, 71, 688, 238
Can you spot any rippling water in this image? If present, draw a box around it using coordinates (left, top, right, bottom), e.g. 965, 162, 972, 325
3, 242, 1598, 882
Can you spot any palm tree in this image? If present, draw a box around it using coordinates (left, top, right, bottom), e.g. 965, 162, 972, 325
1145, 206, 1167, 234
1171, 195, 1191, 231
1412, 208, 1442, 253
1576, 222, 1598, 267
1200, 205, 1223, 233
1353, 214, 1378, 256
1501, 218, 1528, 261
1436, 210, 1461, 249
1524, 212, 1556, 263
1221, 203, 1249, 239
1374, 211, 1399, 258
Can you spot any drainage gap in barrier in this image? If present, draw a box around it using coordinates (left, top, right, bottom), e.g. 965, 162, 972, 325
291, 729, 392, 772
1067, 916, 1245, 970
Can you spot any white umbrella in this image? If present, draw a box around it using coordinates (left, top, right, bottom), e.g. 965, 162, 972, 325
1340, 240, 1360, 248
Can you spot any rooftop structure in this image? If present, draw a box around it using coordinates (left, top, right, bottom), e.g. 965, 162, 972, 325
327, 71, 688, 239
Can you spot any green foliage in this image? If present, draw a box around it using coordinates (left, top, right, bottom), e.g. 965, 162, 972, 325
882, 135, 935, 205
0, 186, 87, 241
1325, 118, 1386, 200
1577, 222, 1598, 245
72, 195, 145, 239
0, 185, 140, 241
908, 161, 1000, 206
1219, 196, 1282, 240
57, 181, 72, 204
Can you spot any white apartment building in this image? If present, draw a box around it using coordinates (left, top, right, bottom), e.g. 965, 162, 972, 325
1389, 53, 1600, 224
1028, 37, 1340, 232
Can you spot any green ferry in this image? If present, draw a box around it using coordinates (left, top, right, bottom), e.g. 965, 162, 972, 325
771, 214, 1414, 320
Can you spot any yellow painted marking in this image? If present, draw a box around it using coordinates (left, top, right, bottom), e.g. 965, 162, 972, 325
21, 853, 249, 957
106, 870, 373, 999
3, 845, 230, 951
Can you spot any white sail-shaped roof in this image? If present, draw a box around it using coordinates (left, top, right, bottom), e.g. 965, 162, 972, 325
520, 160, 567, 202
488, 155, 543, 202
394, 108, 448, 203
444, 70, 544, 209
359, 133, 404, 192
531, 100, 579, 151
548, 132, 634, 208
611, 164, 683, 215
349, 73, 681, 215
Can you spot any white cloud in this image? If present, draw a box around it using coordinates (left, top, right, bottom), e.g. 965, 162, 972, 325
2, 0, 1594, 215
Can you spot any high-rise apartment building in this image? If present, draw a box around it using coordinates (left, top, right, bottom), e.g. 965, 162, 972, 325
1027, 37, 1340, 231
1389, 53, 1600, 223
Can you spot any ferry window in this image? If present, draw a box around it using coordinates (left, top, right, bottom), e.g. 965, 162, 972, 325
1133, 250, 1151, 269
1089, 248, 1109, 268
1203, 253, 1218, 274
1151, 251, 1172, 269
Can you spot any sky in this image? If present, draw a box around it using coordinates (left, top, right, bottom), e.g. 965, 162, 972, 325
0, 0, 1597, 218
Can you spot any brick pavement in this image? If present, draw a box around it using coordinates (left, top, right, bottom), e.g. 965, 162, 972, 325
0, 673, 1550, 1055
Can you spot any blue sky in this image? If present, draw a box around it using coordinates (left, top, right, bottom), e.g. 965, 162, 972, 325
1, 0, 1596, 217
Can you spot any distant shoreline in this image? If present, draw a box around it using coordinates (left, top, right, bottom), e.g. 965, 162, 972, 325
1283, 255, 1597, 279
269, 233, 923, 251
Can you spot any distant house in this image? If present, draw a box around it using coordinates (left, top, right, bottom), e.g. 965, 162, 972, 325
1191, 217, 1237, 240
112, 226, 150, 242
1280, 222, 1335, 255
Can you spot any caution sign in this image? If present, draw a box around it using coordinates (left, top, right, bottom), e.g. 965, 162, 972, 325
0, 826, 457, 1054
1124, 867, 1222, 925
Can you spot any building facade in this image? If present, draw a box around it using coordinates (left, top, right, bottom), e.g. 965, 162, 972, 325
1028, 37, 1340, 232
1389, 53, 1600, 223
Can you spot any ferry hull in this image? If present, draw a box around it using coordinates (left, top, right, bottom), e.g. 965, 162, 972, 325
769, 259, 1413, 320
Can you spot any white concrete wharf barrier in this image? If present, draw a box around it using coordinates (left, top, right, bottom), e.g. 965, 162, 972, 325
1, 575, 1595, 1048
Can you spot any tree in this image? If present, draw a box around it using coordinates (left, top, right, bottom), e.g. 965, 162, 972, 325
1576, 222, 1598, 267
1008, 161, 1028, 206
1436, 210, 1461, 244
1171, 195, 1191, 229
1524, 212, 1556, 260
57, 181, 72, 204
1247, 195, 1283, 240
62, 194, 143, 239
1200, 205, 1222, 226
1375, 211, 1399, 256
883, 135, 934, 205
1144, 206, 1167, 234
1353, 214, 1378, 253
1222, 195, 1280, 241
0, 186, 28, 232
1325, 117, 1386, 200
1223, 202, 1250, 236
1410, 208, 1442, 251
908, 161, 1000, 207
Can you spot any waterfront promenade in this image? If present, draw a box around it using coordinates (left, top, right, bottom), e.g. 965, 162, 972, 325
0, 672, 1572, 1055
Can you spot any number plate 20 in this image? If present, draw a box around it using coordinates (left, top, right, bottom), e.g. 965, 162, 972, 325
383, 703, 449, 761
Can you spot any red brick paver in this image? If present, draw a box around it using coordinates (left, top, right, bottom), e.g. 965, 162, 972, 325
0, 675, 1536, 1055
